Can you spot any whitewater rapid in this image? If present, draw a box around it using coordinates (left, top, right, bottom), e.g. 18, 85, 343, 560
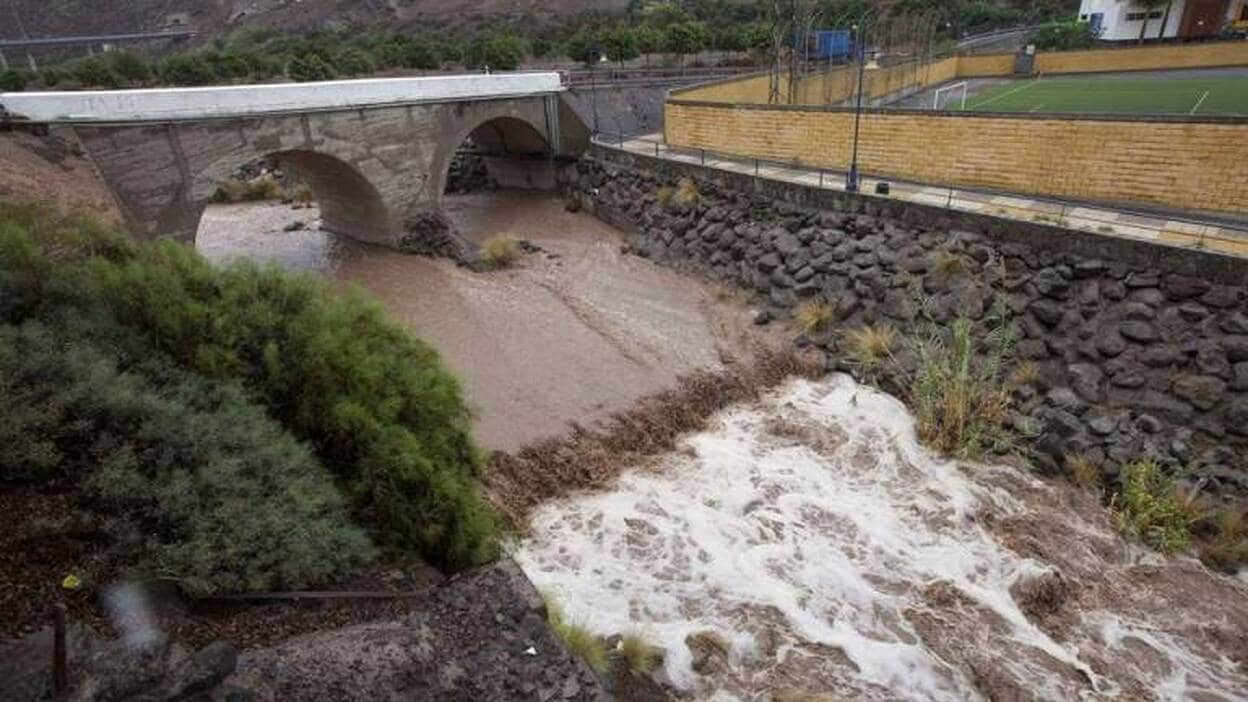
514, 374, 1248, 700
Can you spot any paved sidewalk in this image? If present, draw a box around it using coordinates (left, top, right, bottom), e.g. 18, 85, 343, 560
606, 134, 1248, 259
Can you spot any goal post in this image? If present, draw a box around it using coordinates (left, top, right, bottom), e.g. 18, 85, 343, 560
933, 81, 969, 111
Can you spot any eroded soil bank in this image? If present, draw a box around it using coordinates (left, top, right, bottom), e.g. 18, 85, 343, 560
517, 374, 1248, 700
197, 193, 780, 450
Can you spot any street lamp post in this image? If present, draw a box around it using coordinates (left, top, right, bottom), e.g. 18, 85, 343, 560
588, 44, 602, 138
846, 22, 867, 193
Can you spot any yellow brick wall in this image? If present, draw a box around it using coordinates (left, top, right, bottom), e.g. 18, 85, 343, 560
664, 102, 1248, 216
955, 53, 1015, 77
672, 73, 790, 103
1035, 41, 1248, 74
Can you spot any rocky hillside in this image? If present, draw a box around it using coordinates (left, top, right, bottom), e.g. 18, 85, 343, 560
1, 0, 631, 40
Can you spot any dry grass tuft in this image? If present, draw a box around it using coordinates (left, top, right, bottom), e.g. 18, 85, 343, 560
931, 250, 969, 283
792, 299, 836, 336
1063, 453, 1102, 492
289, 182, 314, 207
1198, 508, 1248, 574
656, 185, 676, 209
674, 177, 701, 207
843, 324, 897, 370
486, 348, 822, 527
543, 592, 609, 673
1009, 361, 1040, 387
212, 175, 286, 203
619, 631, 663, 676
480, 236, 522, 270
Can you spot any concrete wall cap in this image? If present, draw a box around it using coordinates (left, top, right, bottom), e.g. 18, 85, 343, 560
0, 73, 565, 124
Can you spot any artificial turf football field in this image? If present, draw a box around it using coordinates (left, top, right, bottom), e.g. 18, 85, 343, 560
962, 72, 1248, 116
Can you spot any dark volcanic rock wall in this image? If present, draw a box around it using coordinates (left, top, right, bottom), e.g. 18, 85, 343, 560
574, 150, 1248, 493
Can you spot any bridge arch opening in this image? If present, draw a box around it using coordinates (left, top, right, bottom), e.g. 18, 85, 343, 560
194, 149, 393, 267
440, 115, 554, 195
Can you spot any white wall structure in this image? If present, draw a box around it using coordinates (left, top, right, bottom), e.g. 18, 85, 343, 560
1078, 0, 1188, 41
0, 73, 564, 123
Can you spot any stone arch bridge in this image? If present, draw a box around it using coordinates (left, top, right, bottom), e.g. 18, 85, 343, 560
0, 74, 589, 254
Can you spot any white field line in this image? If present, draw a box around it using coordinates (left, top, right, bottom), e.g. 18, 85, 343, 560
1190, 90, 1210, 115
968, 79, 1039, 110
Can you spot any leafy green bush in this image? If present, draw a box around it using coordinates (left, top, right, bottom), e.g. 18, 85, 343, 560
1035, 20, 1100, 51
1111, 460, 1198, 554
288, 53, 337, 82
70, 58, 120, 88
107, 51, 152, 85
334, 47, 377, 76
0, 203, 499, 571
0, 69, 28, 92
159, 54, 217, 86
0, 321, 374, 595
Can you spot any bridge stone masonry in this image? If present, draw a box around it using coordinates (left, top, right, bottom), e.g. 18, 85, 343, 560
0, 74, 590, 259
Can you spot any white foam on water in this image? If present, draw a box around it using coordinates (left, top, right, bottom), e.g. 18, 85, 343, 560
513, 374, 1244, 699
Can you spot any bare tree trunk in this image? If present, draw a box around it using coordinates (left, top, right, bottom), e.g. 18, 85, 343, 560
1158, 1, 1173, 39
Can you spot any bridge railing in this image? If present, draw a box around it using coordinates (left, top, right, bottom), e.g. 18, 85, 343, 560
560, 65, 759, 86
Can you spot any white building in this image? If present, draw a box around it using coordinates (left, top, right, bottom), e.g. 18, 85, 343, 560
1077, 0, 1243, 42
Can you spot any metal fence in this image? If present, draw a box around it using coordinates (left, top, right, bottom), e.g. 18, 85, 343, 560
587, 130, 1248, 257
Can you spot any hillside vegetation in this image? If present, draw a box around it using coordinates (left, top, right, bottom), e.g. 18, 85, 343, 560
0, 202, 498, 596
1, 1, 1076, 91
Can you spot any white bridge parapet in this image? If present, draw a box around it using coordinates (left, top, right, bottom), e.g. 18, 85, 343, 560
0, 73, 565, 123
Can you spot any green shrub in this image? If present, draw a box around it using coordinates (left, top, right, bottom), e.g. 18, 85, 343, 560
0, 319, 374, 595
909, 311, 1015, 459
1111, 460, 1199, 554
107, 51, 152, 85
159, 54, 217, 86
288, 54, 337, 82
70, 58, 120, 88
0, 69, 29, 92
334, 47, 377, 76
0, 204, 499, 571
1034, 20, 1099, 51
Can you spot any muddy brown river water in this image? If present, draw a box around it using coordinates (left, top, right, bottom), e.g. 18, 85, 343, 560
197, 193, 776, 450
198, 193, 1248, 701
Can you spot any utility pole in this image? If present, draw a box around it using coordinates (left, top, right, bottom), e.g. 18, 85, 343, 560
846, 21, 867, 193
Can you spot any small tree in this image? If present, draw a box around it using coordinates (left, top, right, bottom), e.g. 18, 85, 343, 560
463, 33, 526, 71
663, 22, 710, 67
602, 26, 640, 67
635, 25, 664, 66
565, 32, 599, 65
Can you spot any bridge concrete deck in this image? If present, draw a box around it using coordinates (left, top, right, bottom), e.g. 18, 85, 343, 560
0, 73, 564, 123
